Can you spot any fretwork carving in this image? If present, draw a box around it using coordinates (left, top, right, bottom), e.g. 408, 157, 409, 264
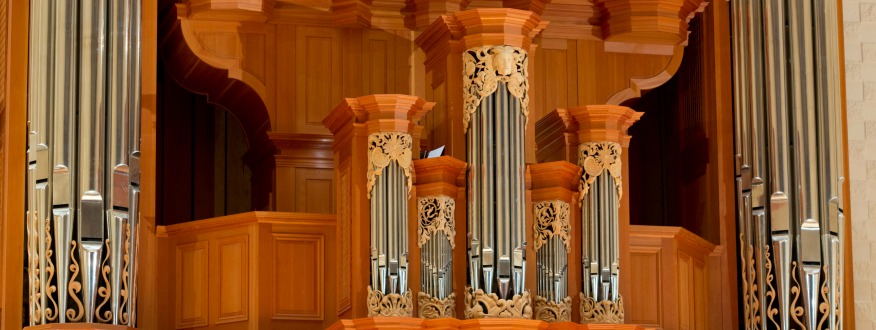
418, 292, 455, 319
534, 295, 572, 322
533, 200, 571, 252
367, 132, 413, 198
367, 286, 414, 317
579, 293, 624, 324
418, 195, 456, 248
462, 45, 529, 131
464, 287, 532, 319
578, 142, 623, 201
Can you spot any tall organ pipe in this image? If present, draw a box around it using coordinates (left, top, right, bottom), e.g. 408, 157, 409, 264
26, 0, 142, 325
732, 0, 845, 328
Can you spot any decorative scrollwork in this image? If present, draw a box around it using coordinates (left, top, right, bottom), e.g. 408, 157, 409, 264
747, 238, 760, 329
95, 239, 113, 323
27, 211, 41, 325
120, 223, 132, 324
790, 261, 807, 330
740, 233, 750, 330
67, 240, 84, 322
367, 286, 413, 317
579, 293, 624, 324
418, 196, 456, 248
578, 142, 623, 201
764, 245, 779, 329
533, 295, 571, 322
418, 292, 455, 319
533, 200, 571, 252
464, 287, 532, 319
462, 45, 529, 131
367, 132, 413, 198
44, 218, 58, 322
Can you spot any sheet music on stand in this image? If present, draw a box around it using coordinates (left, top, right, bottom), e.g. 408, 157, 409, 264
423, 145, 445, 159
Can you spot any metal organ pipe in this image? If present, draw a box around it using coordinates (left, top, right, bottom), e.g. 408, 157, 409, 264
26, 0, 142, 326
732, 0, 845, 328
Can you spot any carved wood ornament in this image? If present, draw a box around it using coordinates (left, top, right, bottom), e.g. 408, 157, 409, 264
367, 286, 413, 317
580, 293, 624, 324
418, 292, 455, 319
417, 195, 456, 248
533, 200, 572, 252
578, 142, 623, 201
462, 45, 529, 132
367, 132, 414, 199
533, 295, 572, 322
464, 288, 533, 319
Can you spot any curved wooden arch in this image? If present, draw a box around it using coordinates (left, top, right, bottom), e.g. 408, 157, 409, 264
159, 4, 274, 210
606, 45, 685, 105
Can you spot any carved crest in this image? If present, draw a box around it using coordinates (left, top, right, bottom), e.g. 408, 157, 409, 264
580, 293, 624, 324
533, 200, 571, 252
367, 132, 413, 198
418, 195, 456, 248
462, 45, 529, 132
367, 286, 413, 317
418, 292, 455, 319
578, 142, 623, 201
464, 287, 532, 319
534, 295, 572, 322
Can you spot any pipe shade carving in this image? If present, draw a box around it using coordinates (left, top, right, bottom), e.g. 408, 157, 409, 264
26, 0, 142, 326
731, 0, 845, 329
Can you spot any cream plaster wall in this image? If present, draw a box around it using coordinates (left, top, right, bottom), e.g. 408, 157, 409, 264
843, 1, 876, 328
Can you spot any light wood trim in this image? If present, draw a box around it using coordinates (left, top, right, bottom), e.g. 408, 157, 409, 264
271, 233, 325, 321
160, 211, 336, 236
834, 0, 855, 327
175, 241, 210, 329
214, 235, 250, 324
605, 46, 685, 105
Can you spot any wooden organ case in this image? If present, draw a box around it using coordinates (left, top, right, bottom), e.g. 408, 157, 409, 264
0, 0, 855, 329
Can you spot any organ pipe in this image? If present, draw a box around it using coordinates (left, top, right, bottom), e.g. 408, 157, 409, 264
462, 45, 531, 319
26, 0, 142, 326
731, 0, 845, 329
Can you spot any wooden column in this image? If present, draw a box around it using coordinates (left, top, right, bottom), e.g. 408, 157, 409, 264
563, 105, 642, 323
323, 95, 434, 319
529, 161, 582, 322
415, 8, 546, 162
411, 156, 466, 318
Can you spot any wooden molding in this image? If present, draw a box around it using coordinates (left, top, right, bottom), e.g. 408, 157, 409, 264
408, 0, 470, 30
606, 45, 685, 105
178, 0, 275, 22
412, 156, 467, 197
330, 0, 374, 27
562, 105, 644, 147
593, 0, 707, 46
528, 161, 580, 194
323, 94, 435, 135
502, 0, 551, 16
535, 108, 579, 163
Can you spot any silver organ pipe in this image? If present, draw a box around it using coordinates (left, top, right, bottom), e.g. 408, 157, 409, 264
417, 194, 456, 318
26, 0, 142, 325
367, 132, 414, 317
462, 45, 531, 319
533, 199, 572, 322
731, 0, 845, 328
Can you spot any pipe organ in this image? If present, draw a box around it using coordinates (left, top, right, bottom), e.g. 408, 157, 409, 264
26, 0, 142, 326
463, 45, 532, 319
731, 0, 845, 329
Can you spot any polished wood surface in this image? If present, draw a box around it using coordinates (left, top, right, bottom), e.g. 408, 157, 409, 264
157, 211, 338, 330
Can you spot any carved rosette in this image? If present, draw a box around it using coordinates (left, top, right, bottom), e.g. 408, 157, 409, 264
462, 45, 529, 131
367, 132, 413, 198
418, 195, 456, 248
464, 287, 533, 319
418, 292, 456, 319
579, 293, 624, 324
578, 142, 623, 201
534, 295, 572, 322
533, 200, 571, 252
367, 286, 414, 317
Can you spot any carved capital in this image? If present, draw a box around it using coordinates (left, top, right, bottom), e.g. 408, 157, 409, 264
593, 0, 707, 45
367, 286, 414, 317
464, 287, 533, 319
578, 142, 623, 201
533, 200, 571, 252
566, 105, 643, 147
534, 295, 572, 322
418, 292, 456, 319
418, 195, 456, 248
367, 132, 414, 198
579, 293, 624, 324
462, 45, 529, 132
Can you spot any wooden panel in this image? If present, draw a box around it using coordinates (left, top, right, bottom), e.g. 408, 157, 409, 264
694, 260, 707, 330
295, 168, 335, 213
363, 31, 391, 95
215, 235, 249, 324
176, 241, 209, 328
295, 26, 342, 135
273, 233, 325, 320
678, 252, 692, 330
629, 247, 662, 327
